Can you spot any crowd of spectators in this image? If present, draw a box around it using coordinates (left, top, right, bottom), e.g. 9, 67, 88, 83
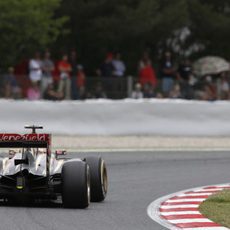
1, 50, 230, 101
2, 51, 88, 100
132, 51, 230, 101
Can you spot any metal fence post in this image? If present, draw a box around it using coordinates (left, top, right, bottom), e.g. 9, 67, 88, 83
127, 76, 133, 98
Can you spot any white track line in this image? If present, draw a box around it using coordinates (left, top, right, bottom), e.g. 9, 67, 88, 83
161, 204, 199, 209
147, 183, 230, 229
161, 211, 200, 215
177, 193, 212, 196
166, 198, 206, 202
168, 219, 213, 224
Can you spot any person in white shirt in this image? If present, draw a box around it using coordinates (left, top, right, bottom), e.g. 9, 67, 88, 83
112, 52, 126, 77
29, 52, 42, 83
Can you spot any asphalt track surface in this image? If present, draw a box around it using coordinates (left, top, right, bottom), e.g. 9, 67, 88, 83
1, 151, 230, 230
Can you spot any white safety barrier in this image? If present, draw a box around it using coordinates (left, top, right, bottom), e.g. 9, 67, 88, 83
1, 99, 230, 136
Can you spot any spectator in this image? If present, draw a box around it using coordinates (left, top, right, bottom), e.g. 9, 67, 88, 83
143, 83, 155, 98
139, 57, 157, 88
78, 86, 86, 100
131, 83, 143, 99
41, 51, 54, 98
169, 83, 182, 99
100, 53, 114, 78
27, 82, 41, 100
156, 92, 163, 98
93, 82, 107, 99
178, 58, 192, 80
99, 53, 115, 96
3, 67, 21, 99
111, 52, 126, 93
44, 83, 63, 100
160, 51, 176, 96
112, 52, 126, 77
75, 65, 88, 100
198, 76, 217, 101
57, 54, 72, 99
178, 58, 194, 99
29, 52, 42, 84
138, 52, 152, 70
206, 76, 217, 101
69, 50, 78, 99
14, 58, 30, 98
218, 73, 230, 100
76, 65, 86, 89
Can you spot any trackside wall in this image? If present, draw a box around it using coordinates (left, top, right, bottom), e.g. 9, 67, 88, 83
1, 99, 230, 136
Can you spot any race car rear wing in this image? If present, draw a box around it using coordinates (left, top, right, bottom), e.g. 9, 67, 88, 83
0, 134, 51, 148
0, 133, 52, 177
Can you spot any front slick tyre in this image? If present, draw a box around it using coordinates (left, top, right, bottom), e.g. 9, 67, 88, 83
61, 161, 90, 209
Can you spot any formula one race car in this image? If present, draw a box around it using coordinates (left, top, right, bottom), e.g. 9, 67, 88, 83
0, 126, 108, 208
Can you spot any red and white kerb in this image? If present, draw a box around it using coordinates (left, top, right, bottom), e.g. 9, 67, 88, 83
148, 184, 230, 230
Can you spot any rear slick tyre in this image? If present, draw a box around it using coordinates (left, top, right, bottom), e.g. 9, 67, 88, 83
85, 156, 108, 202
61, 161, 90, 208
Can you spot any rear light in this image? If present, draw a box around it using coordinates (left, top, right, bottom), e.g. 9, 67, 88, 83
55, 150, 66, 159
16, 176, 24, 190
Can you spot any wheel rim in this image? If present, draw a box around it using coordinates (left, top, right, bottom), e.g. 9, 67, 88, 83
87, 165, 91, 205
100, 160, 108, 196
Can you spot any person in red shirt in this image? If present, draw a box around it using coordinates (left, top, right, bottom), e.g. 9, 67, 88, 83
57, 54, 72, 99
139, 57, 157, 88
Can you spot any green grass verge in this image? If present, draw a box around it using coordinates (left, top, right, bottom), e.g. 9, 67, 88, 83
199, 190, 230, 228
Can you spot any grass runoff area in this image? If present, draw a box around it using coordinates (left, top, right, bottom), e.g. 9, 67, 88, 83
199, 190, 230, 228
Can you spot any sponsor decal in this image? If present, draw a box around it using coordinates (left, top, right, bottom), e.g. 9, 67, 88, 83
0, 134, 49, 142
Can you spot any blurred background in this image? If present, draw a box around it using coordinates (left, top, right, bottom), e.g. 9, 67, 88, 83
1, 0, 230, 101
